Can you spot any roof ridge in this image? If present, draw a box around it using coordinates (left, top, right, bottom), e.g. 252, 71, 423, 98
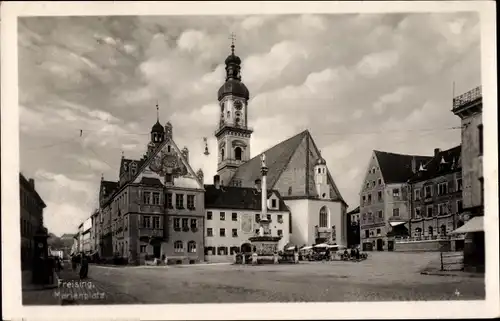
250, 129, 308, 161
374, 150, 432, 158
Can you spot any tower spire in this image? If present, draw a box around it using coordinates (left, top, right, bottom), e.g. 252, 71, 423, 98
156, 101, 159, 123
229, 32, 236, 55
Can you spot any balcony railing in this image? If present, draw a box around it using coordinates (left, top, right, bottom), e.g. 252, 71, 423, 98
395, 234, 465, 243
453, 86, 482, 110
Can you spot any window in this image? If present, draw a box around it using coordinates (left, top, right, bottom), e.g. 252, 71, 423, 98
232, 213, 238, 221
188, 241, 196, 253
220, 212, 225, 221
377, 191, 383, 201
393, 208, 399, 217
414, 188, 421, 201
165, 174, 173, 183
219, 228, 226, 237
319, 206, 328, 228
428, 226, 433, 236
365, 230, 369, 238
438, 203, 447, 215
271, 199, 277, 208
456, 178, 463, 191
415, 207, 421, 219
207, 211, 213, 220
153, 216, 160, 229
288, 187, 292, 196
235, 147, 242, 160
175, 194, 184, 209
267, 214, 271, 221
140, 245, 147, 253
277, 215, 283, 223
426, 205, 433, 218
362, 195, 366, 205
318, 168, 321, 174
277, 229, 283, 237
378, 211, 383, 218
174, 218, 180, 230
142, 216, 151, 228
166, 193, 173, 209
174, 241, 184, 253
152, 192, 160, 205
457, 200, 463, 213
362, 213, 367, 222
143, 192, 151, 204
392, 188, 400, 198
367, 194, 372, 204
438, 182, 448, 196
187, 195, 195, 210
478, 124, 483, 156
255, 214, 260, 222
232, 228, 238, 237
376, 228, 381, 235
207, 228, 213, 237
372, 181, 376, 187
378, 178, 382, 185
366, 182, 369, 189
424, 185, 432, 198
221, 148, 225, 160
182, 218, 189, 229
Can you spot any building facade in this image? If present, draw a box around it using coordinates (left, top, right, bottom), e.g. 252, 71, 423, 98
359, 151, 432, 251
212, 44, 348, 248
346, 206, 360, 248
408, 146, 463, 240
97, 119, 205, 265
204, 176, 290, 262
19, 174, 47, 270
81, 216, 92, 254
451, 86, 484, 271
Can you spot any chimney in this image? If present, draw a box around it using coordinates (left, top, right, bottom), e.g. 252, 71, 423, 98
182, 147, 189, 163
214, 175, 220, 189
411, 157, 417, 173
29, 178, 35, 189
434, 148, 440, 158
254, 179, 261, 192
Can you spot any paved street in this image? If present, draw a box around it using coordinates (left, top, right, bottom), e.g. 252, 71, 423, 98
84, 252, 484, 304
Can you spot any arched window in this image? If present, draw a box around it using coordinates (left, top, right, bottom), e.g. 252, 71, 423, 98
187, 241, 197, 253
288, 186, 292, 196
440, 225, 446, 236
174, 241, 184, 253
318, 168, 321, 174
415, 227, 422, 237
221, 148, 225, 160
319, 206, 328, 228
428, 226, 433, 236
234, 147, 242, 160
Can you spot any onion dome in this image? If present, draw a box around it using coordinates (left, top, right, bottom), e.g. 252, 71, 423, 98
316, 152, 327, 166
217, 42, 249, 101
151, 121, 164, 133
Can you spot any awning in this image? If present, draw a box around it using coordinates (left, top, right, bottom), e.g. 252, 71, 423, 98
450, 216, 484, 234
301, 246, 313, 250
390, 221, 406, 227
314, 243, 329, 248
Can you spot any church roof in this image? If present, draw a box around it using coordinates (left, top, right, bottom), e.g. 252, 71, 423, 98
229, 130, 347, 205
229, 130, 308, 189
204, 185, 289, 212
374, 150, 433, 184
408, 145, 461, 183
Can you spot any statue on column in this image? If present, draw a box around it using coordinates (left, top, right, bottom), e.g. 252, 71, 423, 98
261, 153, 266, 168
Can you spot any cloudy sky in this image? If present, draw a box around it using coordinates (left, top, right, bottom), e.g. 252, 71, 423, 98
18, 13, 481, 236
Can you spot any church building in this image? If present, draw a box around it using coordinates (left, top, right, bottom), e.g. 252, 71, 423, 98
210, 42, 348, 248
96, 112, 205, 265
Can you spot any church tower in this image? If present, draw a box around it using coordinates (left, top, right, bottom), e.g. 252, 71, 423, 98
314, 154, 330, 199
147, 103, 165, 156
215, 36, 253, 186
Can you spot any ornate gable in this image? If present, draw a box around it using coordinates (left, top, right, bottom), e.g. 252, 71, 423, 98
132, 137, 203, 190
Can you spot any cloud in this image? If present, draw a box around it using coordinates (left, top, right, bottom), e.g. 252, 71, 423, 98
17, 12, 480, 235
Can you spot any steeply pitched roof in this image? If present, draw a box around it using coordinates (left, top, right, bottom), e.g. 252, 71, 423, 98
204, 185, 289, 212
120, 157, 147, 178
101, 180, 118, 195
408, 145, 461, 183
139, 177, 163, 186
374, 150, 433, 184
229, 130, 308, 188
347, 206, 360, 215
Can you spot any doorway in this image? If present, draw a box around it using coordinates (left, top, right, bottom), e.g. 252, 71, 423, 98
376, 239, 384, 251
153, 243, 161, 258
387, 240, 394, 251
241, 243, 252, 253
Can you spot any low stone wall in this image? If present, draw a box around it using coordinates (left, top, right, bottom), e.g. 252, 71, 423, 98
204, 255, 233, 264
395, 240, 453, 252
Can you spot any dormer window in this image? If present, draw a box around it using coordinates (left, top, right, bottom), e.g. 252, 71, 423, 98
271, 199, 277, 208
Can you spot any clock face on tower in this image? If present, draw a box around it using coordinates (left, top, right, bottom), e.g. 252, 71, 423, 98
233, 100, 243, 110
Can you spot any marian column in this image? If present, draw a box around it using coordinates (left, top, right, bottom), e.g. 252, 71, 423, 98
259, 153, 269, 237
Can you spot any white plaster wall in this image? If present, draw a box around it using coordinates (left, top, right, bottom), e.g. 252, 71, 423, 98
285, 199, 309, 246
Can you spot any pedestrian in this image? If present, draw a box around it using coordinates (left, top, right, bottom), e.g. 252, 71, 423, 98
71, 255, 77, 271
79, 253, 89, 279
251, 252, 258, 265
